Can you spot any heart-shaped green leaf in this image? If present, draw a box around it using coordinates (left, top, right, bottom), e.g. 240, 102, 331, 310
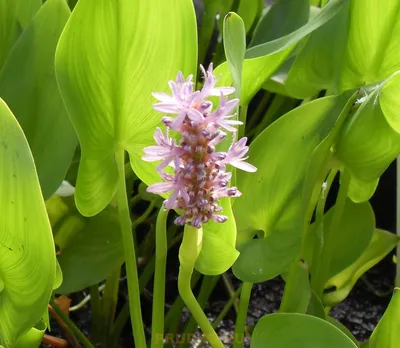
323, 229, 398, 306
0, 98, 56, 346
369, 288, 400, 348
55, 0, 197, 216
46, 196, 123, 294
0, 0, 76, 199
251, 313, 358, 348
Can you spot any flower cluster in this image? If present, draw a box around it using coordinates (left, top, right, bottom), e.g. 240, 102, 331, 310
143, 64, 256, 228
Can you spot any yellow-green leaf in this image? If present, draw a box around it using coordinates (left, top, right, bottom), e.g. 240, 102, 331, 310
55, 0, 197, 216
0, 98, 56, 346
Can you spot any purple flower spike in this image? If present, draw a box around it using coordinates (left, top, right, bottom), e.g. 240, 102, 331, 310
143, 64, 257, 227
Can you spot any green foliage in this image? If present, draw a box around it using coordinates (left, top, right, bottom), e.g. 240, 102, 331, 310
336, 76, 400, 190
369, 288, 400, 348
223, 12, 246, 98
55, 0, 198, 217
46, 196, 123, 294
215, 0, 348, 105
195, 198, 239, 275
324, 229, 398, 306
0, 0, 399, 346
0, 0, 76, 199
307, 199, 375, 283
233, 230, 301, 283
251, 313, 358, 348
0, 0, 41, 69
0, 98, 56, 346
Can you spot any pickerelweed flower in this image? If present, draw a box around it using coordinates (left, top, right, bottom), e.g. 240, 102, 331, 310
142, 64, 257, 228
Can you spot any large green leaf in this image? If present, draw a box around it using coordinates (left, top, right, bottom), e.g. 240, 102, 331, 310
285, 1, 349, 98
0, 0, 76, 199
55, 0, 197, 216
369, 288, 400, 348
251, 313, 358, 348
234, 96, 349, 242
215, 0, 348, 105
335, 78, 400, 185
0, 0, 41, 69
46, 196, 123, 294
323, 229, 398, 306
0, 98, 56, 346
321, 199, 375, 280
232, 96, 351, 285
301, 91, 357, 236
340, 0, 400, 91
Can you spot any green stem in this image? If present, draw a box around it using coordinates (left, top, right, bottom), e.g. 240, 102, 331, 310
233, 282, 252, 348
71, 284, 105, 312
315, 169, 338, 224
89, 284, 102, 340
151, 208, 169, 348
130, 193, 141, 207
115, 148, 146, 348
111, 226, 182, 346
50, 298, 95, 348
178, 226, 223, 348
102, 268, 121, 342
281, 169, 338, 312
109, 258, 154, 348
313, 169, 351, 298
178, 276, 219, 348
164, 271, 201, 334
109, 304, 130, 348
